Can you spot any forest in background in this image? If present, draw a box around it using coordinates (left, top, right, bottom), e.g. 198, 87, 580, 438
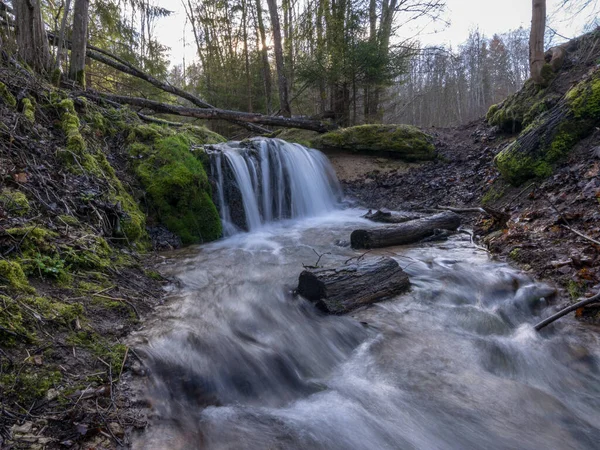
0, 0, 598, 134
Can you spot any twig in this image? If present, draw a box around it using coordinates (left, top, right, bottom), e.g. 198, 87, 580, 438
535, 291, 600, 331
345, 250, 372, 264
302, 249, 331, 269
545, 195, 600, 246
504, 182, 536, 209
118, 347, 129, 380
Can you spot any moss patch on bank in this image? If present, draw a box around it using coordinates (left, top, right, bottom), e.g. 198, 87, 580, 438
495, 69, 600, 185
311, 124, 435, 161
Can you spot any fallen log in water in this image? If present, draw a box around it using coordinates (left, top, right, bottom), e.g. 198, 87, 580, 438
297, 256, 409, 314
351, 211, 461, 249
362, 209, 423, 224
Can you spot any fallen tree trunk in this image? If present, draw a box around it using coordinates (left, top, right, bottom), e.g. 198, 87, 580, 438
363, 209, 423, 224
77, 91, 333, 132
47, 33, 267, 133
297, 256, 409, 314
351, 211, 461, 249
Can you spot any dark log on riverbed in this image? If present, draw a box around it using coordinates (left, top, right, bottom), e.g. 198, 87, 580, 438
362, 209, 423, 224
297, 257, 409, 314
351, 211, 461, 249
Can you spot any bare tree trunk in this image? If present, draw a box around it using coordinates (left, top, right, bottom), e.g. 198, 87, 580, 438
266, 0, 291, 117
68, 0, 89, 86
242, 0, 252, 112
14, 0, 51, 73
54, 0, 72, 73
529, 0, 546, 84
255, 0, 273, 114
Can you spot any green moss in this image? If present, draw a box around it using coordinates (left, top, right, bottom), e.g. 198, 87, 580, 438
132, 132, 223, 244
486, 104, 500, 122
59, 99, 86, 153
312, 124, 435, 161
5, 226, 58, 252
57, 214, 80, 226
0, 294, 28, 345
21, 253, 71, 283
0, 189, 30, 216
25, 295, 83, 325
540, 63, 556, 87
183, 124, 227, 144
0, 260, 35, 293
127, 123, 169, 143
145, 270, 162, 280
508, 248, 521, 261
0, 81, 16, 107
61, 236, 113, 271
487, 80, 547, 132
496, 70, 600, 185
22, 97, 35, 123
270, 128, 321, 147
567, 280, 585, 301
0, 369, 62, 405
66, 331, 127, 367
481, 185, 505, 205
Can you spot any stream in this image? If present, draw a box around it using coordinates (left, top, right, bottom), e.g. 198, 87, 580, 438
132, 140, 600, 449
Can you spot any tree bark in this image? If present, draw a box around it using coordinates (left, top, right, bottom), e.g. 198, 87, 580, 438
54, 0, 72, 73
266, 0, 291, 117
351, 212, 462, 249
297, 257, 410, 314
68, 0, 89, 86
529, 0, 546, 84
14, 0, 51, 73
255, 0, 273, 114
78, 90, 333, 132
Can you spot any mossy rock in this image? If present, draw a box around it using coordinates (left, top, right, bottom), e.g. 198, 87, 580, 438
0, 189, 30, 216
486, 80, 561, 133
270, 128, 321, 148
126, 124, 225, 244
495, 69, 600, 185
311, 124, 435, 161
132, 129, 224, 244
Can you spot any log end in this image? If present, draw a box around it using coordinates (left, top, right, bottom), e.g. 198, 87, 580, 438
297, 270, 326, 301
350, 229, 371, 249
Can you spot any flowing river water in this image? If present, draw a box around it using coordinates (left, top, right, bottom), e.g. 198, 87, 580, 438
132, 140, 600, 449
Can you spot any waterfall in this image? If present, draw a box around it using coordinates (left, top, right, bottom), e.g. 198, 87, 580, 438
209, 138, 342, 234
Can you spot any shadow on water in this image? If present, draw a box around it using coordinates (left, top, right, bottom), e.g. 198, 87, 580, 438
132, 210, 600, 450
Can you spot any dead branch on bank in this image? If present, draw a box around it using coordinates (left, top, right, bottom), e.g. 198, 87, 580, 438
75, 90, 333, 132
534, 291, 600, 331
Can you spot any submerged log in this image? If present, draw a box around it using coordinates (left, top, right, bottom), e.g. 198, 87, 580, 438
362, 209, 423, 224
351, 211, 461, 249
297, 256, 409, 314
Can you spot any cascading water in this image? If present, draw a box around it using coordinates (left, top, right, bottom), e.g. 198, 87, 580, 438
131, 139, 600, 449
208, 138, 342, 234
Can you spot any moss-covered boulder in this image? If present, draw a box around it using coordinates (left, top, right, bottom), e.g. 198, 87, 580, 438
495, 68, 600, 185
129, 124, 226, 244
310, 124, 435, 161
